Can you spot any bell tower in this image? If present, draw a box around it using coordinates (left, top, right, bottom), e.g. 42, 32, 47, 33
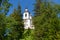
23, 8, 34, 29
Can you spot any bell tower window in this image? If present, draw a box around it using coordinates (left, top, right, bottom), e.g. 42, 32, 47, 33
25, 14, 27, 17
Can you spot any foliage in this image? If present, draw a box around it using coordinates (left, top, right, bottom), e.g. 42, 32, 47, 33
0, 0, 11, 40
0, 13, 6, 40
5, 5, 24, 40
33, 0, 60, 40
0, 0, 60, 40
23, 29, 34, 40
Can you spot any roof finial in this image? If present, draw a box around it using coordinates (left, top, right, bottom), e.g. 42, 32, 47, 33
25, 8, 28, 12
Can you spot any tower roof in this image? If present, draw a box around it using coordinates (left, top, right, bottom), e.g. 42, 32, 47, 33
25, 8, 28, 12
24, 8, 31, 15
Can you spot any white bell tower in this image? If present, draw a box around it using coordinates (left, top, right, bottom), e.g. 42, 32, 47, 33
23, 8, 34, 29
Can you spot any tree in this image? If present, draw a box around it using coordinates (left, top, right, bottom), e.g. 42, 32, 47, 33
4, 17, 17, 40
0, 0, 11, 40
33, 0, 60, 40
34, 0, 42, 16
34, 0, 49, 16
0, 0, 2, 6
8, 5, 24, 40
0, 13, 6, 40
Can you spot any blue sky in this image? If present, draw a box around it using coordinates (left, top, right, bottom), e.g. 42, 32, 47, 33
8, 0, 60, 16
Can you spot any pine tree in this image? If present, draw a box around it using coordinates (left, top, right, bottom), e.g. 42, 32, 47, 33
0, 0, 11, 40
0, 0, 2, 6
33, 0, 60, 40
34, 0, 42, 16
9, 5, 24, 40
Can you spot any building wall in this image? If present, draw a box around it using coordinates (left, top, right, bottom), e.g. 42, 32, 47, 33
23, 9, 34, 29
23, 12, 30, 19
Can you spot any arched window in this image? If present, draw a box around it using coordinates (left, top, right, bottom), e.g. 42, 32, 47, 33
25, 14, 27, 17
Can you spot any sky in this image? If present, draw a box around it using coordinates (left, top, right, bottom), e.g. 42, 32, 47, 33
8, 0, 60, 16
